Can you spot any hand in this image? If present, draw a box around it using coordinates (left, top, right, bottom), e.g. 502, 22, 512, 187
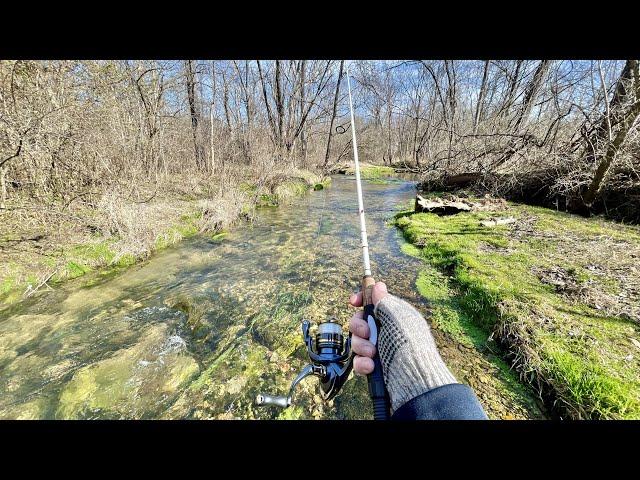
348, 281, 389, 375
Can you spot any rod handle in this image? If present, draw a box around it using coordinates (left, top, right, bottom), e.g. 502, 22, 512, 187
362, 275, 391, 420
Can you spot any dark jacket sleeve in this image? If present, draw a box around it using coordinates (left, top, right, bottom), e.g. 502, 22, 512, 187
391, 383, 488, 420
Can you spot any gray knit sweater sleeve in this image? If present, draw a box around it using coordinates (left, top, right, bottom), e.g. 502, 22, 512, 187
374, 294, 457, 413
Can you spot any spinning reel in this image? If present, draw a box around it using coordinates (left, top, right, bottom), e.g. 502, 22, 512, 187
255, 318, 354, 408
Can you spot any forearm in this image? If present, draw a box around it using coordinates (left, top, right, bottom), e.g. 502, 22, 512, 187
391, 384, 488, 420
374, 294, 487, 420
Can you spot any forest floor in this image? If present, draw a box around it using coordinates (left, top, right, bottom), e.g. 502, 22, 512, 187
0, 169, 328, 307
396, 192, 640, 419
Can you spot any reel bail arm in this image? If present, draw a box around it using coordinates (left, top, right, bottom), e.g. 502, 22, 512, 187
255, 319, 354, 409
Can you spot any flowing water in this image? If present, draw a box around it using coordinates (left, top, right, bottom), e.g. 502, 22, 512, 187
0, 176, 544, 420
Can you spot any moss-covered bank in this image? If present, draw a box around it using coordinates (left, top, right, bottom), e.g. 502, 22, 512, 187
395, 199, 640, 419
331, 163, 396, 183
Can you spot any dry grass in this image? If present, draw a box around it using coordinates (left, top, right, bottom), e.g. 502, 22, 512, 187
0, 167, 321, 307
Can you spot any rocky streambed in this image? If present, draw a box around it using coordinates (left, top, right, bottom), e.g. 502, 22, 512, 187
0, 176, 544, 419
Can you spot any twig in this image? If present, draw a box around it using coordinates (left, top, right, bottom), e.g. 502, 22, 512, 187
22, 268, 58, 298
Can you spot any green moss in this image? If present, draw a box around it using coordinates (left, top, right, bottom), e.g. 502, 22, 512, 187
41, 239, 124, 285
239, 182, 258, 194
116, 253, 136, 267
258, 193, 279, 207
344, 165, 395, 180
1, 398, 49, 420
403, 244, 487, 349
401, 242, 540, 417
1, 276, 16, 295
257, 174, 324, 207
154, 214, 200, 250
274, 179, 310, 201
395, 202, 640, 419
366, 178, 398, 185
277, 405, 305, 420
64, 261, 92, 279
314, 177, 332, 190
210, 231, 228, 242
69, 241, 117, 264
535, 335, 637, 418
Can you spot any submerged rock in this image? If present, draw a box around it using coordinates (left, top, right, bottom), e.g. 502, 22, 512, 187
56, 324, 199, 419
1, 397, 50, 420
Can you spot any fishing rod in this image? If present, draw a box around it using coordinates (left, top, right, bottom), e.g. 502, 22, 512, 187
255, 61, 391, 420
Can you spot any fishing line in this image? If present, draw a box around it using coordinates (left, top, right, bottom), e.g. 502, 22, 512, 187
302, 172, 331, 317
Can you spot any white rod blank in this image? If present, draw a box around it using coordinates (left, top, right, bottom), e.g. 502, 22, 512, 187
345, 62, 372, 277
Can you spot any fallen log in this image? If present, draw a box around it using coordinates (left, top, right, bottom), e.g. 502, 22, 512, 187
415, 195, 472, 215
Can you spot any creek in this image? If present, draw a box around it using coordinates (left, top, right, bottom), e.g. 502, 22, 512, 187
0, 175, 543, 419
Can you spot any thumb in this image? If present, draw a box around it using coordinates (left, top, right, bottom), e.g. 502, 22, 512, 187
372, 281, 388, 306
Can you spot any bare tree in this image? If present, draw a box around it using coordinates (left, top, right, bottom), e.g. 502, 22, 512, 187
324, 60, 344, 169
185, 60, 205, 170
473, 60, 490, 135
581, 60, 640, 207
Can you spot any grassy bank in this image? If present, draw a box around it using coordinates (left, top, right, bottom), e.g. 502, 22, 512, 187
0, 168, 325, 308
250, 172, 331, 207
395, 198, 640, 419
332, 163, 396, 183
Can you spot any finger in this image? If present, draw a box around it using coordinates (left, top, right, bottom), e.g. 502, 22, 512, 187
349, 313, 369, 339
353, 355, 374, 375
372, 281, 388, 306
351, 334, 376, 358
349, 291, 363, 307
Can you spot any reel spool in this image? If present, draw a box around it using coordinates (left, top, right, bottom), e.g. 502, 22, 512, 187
255, 318, 354, 408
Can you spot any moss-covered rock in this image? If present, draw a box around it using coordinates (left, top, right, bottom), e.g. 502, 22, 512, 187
57, 324, 199, 419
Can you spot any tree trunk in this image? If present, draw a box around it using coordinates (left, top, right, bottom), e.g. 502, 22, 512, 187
494, 60, 554, 168
185, 60, 204, 170
444, 60, 457, 161
586, 60, 638, 150
256, 60, 278, 149
581, 60, 640, 207
274, 60, 285, 155
299, 60, 307, 163
0, 139, 22, 209
0, 166, 6, 209
473, 60, 490, 135
511, 60, 553, 132
582, 105, 640, 206
324, 60, 344, 168
209, 61, 216, 173
497, 60, 523, 118
222, 72, 231, 131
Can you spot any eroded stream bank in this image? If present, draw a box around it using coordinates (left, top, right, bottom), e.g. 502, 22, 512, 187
0, 176, 545, 419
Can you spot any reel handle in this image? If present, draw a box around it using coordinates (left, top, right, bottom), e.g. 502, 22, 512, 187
255, 394, 290, 408
362, 275, 391, 420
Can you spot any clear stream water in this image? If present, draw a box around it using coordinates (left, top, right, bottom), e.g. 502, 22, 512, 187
0, 176, 544, 419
